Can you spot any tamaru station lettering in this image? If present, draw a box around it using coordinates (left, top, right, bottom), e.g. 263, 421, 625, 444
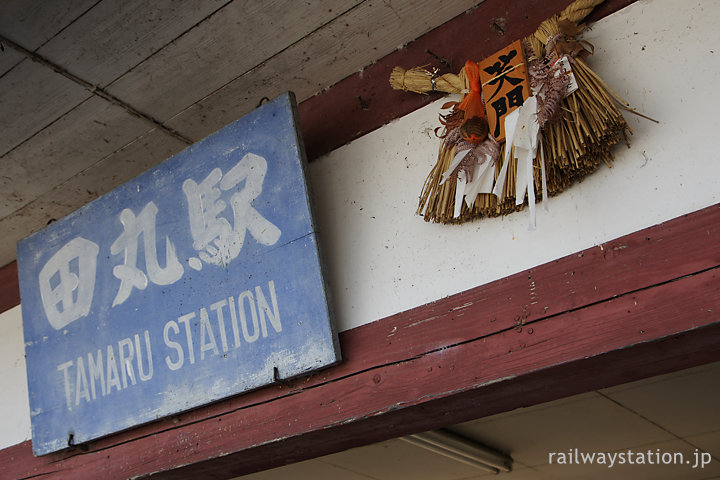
17, 93, 340, 455
56, 281, 282, 410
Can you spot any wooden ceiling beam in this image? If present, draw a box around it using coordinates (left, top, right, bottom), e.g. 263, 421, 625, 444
0, 261, 19, 314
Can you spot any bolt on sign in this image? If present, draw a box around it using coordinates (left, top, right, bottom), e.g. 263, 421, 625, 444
17, 92, 341, 456
478, 39, 531, 142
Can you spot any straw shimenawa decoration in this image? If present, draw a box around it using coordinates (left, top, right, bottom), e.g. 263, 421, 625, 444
390, 0, 652, 225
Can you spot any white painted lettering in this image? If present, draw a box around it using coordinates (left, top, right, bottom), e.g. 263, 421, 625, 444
210, 300, 229, 352
199, 307, 219, 360
255, 280, 281, 337
178, 313, 196, 364
118, 337, 137, 388
87, 349, 106, 399
160, 280, 284, 372
74, 356, 91, 405
111, 201, 183, 306
39, 237, 99, 329
183, 153, 281, 268
163, 320, 184, 371
106, 344, 122, 393
238, 290, 259, 343
55, 330, 155, 411
134, 330, 153, 381
57, 360, 74, 410
227, 295, 241, 348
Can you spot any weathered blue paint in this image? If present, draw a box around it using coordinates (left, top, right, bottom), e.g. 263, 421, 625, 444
17, 93, 340, 456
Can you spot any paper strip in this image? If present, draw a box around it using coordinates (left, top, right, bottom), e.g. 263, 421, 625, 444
492, 108, 520, 200
441, 149, 470, 185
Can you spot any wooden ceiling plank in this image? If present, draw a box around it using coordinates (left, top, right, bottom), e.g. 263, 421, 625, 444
104, 0, 365, 123
165, 0, 483, 141
36, 0, 230, 88
0, 128, 188, 268
0, 48, 25, 78
0, 96, 153, 219
0, 0, 98, 51
0, 59, 91, 157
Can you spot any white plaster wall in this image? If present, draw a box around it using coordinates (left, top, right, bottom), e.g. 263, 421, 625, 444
0, 305, 31, 449
2, 0, 718, 451
309, 0, 720, 332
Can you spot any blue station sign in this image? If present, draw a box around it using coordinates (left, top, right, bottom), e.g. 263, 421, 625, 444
17, 93, 340, 455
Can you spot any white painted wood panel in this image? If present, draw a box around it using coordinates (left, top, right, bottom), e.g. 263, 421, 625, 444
0, 129, 187, 266
0, 96, 151, 219
166, 0, 484, 140
37, 0, 228, 87
0, 59, 90, 156
105, 0, 363, 123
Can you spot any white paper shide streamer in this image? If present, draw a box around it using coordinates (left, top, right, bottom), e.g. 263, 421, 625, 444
442, 95, 547, 227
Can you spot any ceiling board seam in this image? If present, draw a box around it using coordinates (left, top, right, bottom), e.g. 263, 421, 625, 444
0, 126, 174, 225
0, 57, 23, 82
92, 0, 237, 89
33, 0, 105, 54
0, 94, 104, 163
0, 33, 192, 146
163, 0, 369, 129
0, 0, 103, 83
595, 390, 720, 462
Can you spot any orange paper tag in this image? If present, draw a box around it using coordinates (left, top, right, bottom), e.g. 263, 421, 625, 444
478, 39, 531, 142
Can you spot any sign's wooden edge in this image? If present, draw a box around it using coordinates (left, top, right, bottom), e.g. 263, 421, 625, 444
287, 91, 343, 365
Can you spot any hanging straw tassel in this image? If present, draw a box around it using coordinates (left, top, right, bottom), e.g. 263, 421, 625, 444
406, 0, 644, 224
525, 0, 633, 198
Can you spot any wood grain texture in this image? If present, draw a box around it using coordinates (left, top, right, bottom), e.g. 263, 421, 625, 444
0, 47, 25, 78
105, 0, 364, 123
164, 0, 483, 141
0, 59, 91, 157
0, 0, 96, 48
36, 0, 228, 88
0, 0, 96, 76
2, 203, 718, 479
0, 96, 151, 219
0, 128, 189, 268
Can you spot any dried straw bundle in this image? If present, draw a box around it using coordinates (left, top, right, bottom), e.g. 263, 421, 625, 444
399, 0, 640, 224
389, 66, 465, 94
528, 0, 632, 197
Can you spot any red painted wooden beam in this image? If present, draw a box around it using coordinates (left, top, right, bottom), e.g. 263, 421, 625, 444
298, 0, 637, 160
2, 203, 718, 479
0, 260, 19, 314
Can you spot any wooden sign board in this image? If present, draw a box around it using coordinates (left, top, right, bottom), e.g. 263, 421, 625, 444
478, 39, 531, 142
17, 92, 340, 456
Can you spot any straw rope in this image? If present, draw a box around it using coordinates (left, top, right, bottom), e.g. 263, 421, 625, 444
401, 0, 645, 223
389, 66, 464, 94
